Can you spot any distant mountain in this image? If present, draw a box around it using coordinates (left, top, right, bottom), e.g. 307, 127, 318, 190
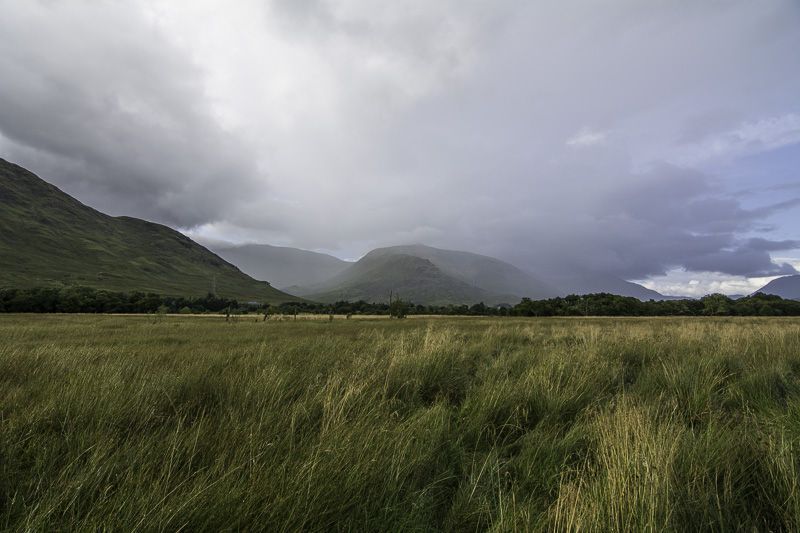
0, 158, 300, 303
212, 243, 349, 290
539, 272, 666, 300
365, 244, 664, 301
366, 244, 557, 300
754, 275, 800, 300
272, 243, 665, 305
297, 251, 502, 305
293, 244, 555, 305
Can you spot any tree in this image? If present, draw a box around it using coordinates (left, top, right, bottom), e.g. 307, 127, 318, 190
389, 298, 409, 319
702, 294, 732, 316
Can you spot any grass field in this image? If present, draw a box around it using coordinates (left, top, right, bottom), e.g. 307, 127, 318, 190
2, 315, 800, 531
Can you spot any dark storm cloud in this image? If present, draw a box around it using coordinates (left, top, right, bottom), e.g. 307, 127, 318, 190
684, 251, 796, 278
746, 238, 800, 252
0, 2, 267, 228
480, 164, 800, 280
1, 0, 799, 285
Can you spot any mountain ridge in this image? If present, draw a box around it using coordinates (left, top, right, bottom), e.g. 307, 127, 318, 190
543, 272, 667, 301
299, 252, 500, 305
754, 275, 800, 300
0, 158, 301, 303
364, 244, 557, 300
290, 243, 665, 305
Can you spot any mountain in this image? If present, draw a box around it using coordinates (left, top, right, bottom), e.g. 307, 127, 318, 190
365, 244, 557, 300
297, 252, 497, 305
365, 244, 663, 301
754, 275, 800, 300
285, 243, 665, 305
212, 243, 350, 290
294, 244, 555, 305
544, 272, 667, 300
0, 158, 300, 303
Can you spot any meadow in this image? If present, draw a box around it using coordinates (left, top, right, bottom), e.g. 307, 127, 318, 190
2, 315, 800, 531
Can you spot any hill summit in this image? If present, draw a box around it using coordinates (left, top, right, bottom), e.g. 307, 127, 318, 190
291, 244, 557, 305
754, 275, 800, 300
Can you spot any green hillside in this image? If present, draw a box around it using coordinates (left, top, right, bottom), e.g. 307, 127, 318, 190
0, 159, 300, 303
366, 244, 557, 300
303, 252, 499, 305
297, 244, 557, 305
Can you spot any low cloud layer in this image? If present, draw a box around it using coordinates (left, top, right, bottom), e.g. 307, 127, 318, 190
1, 1, 799, 291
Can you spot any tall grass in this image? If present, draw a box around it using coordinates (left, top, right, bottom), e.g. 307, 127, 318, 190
2, 315, 800, 530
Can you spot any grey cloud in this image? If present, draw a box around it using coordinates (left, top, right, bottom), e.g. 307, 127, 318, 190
749, 198, 800, 219
745, 238, 800, 252
1, 1, 799, 284
0, 2, 267, 228
684, 250, 797, 278
676, 109, 744, 145
475, 165, 800, 279
732, 182, 800, 199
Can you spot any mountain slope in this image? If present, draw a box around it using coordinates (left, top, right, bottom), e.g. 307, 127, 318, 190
300, 252, 497, 305
365, 244, 665, 300
544, 272, 667, 300
0, 158, 300, 303
754, 275, 800, 300
211, 243, 349, 290
294, 243, 665, 304
366, 244, 557, 300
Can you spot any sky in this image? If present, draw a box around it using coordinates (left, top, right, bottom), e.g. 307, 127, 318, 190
0, 0, 799, 296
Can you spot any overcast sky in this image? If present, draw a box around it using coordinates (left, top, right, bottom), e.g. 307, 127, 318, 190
1, 0, 799, 295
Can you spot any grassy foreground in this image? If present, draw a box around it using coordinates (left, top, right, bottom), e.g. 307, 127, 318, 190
2, 316, 800, 531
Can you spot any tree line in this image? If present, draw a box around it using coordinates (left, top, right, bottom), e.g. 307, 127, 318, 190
510, 292, 800, 317
1, 286, 799, 316
0, 287, 238, 314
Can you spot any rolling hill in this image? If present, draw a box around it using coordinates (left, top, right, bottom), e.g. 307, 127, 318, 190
0, 158, 300, 303
298, 252, 497, 305
295, 245, 558, 305
211, 243, 349, 290
366, 244, 557, 300
278, 243, 666, 305
754, 275, 800, 300
544, 272, 668, 300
